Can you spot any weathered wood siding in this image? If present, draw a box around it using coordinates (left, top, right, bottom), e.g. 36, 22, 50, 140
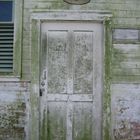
112, 29, 140, 82
0, 0, 140, 140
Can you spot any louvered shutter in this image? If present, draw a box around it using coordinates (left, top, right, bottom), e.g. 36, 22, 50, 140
0, 23, 13, 72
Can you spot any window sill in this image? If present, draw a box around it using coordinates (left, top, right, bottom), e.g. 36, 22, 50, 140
0, 76, 20, 82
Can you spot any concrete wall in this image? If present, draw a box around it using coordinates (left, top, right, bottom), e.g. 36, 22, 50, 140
0, 0, 140, 139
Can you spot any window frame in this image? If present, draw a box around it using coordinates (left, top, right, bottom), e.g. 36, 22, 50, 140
0, 0, 23, 77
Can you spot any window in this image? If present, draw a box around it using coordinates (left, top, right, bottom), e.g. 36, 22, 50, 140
0, 1, 13, 22
0, 0, 13, 73
0, 0, 23, 76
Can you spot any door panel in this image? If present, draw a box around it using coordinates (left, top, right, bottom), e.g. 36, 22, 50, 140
40, 22, 103, 140
73, 102, 92, 140
47, 102, 67, 140
47, 31, 68, 94
74, 31, 93, 94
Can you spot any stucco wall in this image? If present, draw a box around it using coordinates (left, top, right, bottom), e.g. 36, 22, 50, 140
0, 0, 140, 139
0, 80, 30, 140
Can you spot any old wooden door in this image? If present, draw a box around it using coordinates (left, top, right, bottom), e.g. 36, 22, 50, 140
40, 21, 103, 140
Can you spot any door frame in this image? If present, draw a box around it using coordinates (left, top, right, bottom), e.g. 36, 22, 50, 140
30, 10, 112, 140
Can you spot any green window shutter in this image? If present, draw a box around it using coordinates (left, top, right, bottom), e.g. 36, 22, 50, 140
0, 23, 13, 72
